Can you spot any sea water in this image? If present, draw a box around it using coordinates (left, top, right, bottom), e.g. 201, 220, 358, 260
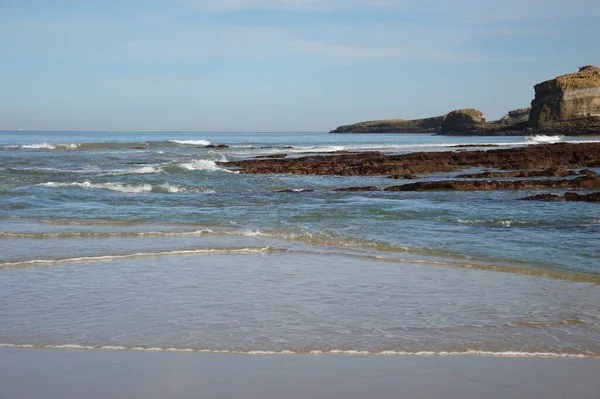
1, 131, 599, 357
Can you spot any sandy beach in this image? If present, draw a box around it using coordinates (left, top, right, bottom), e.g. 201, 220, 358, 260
1, 348, 599, 399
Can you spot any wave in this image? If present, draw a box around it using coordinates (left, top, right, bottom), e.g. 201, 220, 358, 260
0, 246, 272, 268
0, 228, 265, 239
456, 219, 540, 228
37, 181, 216, 194
525, 135, 563, 144
39, 181, 154, 194
106, 166, 163, 175
177, 160, 236, 173
168, 139, 211, 146
10, 143, 80, 150
0, 343, 592, 358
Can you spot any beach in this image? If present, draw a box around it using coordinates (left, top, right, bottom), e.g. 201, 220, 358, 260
2, 348, 600, 399
1, 131, 599, 396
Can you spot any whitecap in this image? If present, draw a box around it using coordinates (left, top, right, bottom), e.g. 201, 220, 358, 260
39, 181, 153, 194
178, 160, 236, 173
525, 135, 563, 144
169, 140, 211, 146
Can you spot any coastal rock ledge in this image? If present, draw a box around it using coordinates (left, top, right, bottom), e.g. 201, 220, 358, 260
330, 66, 600, 135
529, 65, 600, 134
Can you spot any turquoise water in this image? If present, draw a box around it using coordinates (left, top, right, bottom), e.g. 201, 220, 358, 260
1, 131, 599, 356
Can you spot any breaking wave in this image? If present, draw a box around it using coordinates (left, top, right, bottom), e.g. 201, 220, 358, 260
525, 135, 563, 144
177, 160, 236, 173
168, 140, 211, 146
13, 143, 80, 150
0, 246, 272, 268
0, 343, 592, 358
37, 181, 216, 194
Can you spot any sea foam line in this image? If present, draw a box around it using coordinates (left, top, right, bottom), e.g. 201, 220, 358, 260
168, 140, 211, 146
0, 247, 272, 268
0, 344, 593, 358
0, 229, 264, 239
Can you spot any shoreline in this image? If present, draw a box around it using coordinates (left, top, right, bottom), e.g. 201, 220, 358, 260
1, 348, 599, 399
1, 344, 595, 359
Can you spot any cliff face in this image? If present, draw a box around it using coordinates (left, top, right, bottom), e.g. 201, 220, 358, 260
529, 65, 600, 131
329, 65, 600, 135
330, 115, 445, 133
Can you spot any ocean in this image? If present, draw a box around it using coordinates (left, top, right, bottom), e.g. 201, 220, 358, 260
1, 131, 599, 358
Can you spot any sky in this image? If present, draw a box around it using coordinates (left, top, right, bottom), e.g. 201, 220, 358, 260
1, 0, 599, 132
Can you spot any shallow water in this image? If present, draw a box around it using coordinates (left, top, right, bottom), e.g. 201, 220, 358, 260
1, 131, 600, 357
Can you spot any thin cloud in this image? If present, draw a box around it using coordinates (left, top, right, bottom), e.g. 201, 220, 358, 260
182, 0, 402, 11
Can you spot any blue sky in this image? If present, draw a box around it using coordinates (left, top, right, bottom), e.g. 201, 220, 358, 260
1, 0, 599, 131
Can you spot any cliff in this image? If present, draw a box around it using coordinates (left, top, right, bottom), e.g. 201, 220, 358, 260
330, 115, 446, 133
529, 65, 600, 133
330, 65, 600, 135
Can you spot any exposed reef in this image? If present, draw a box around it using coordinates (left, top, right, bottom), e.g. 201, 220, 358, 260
220, 143, 600, 176
520, 192, 600, 202
383, 176, 600, 192
330, 66, 600, 135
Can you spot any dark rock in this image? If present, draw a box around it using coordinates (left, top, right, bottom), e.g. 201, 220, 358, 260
520, 191, 600, 202
389, 174, 419, 179
456, 167, 569, 179
563, 191, 600, 202
220, 143, 600, 177
254, 154, 287, 159
333, 186, 379, 192
579, 169, 598, 177
384, 176, 600, 192
520, 194, 563, 201
205, 144, 229, 149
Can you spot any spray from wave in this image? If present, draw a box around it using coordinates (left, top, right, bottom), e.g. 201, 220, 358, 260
525, 135, 563, 144
168, 140, 211, 146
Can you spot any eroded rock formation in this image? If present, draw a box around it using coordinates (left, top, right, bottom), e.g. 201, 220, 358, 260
529, 65, 600, 132
440, 109, 487, 134
330, 115, 446, 133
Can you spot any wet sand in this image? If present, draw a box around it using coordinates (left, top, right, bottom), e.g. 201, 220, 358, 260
1, 348, 599, 399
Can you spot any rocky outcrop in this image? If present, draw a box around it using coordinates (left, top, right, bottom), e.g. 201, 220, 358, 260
520, 192, 600, 202
441, 109, 487, 134
221, 142, 600, 176
333, 186, 379, 192
330, 66, 600, 135
384, 176, 600, 192
498, 108, 531, 125
529, 65, 600, 133
330, 115, 446, 133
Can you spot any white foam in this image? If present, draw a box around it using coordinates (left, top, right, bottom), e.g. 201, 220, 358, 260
0, 343, 592, 358
169, 140, 211, 146
19, 143, 79, 150
178, 160, 236, 173
39, 181, 153, 194
156, 184, 185, 193
0, 246, 272, 267
526, 135, 563, 144
132, 166, 162, 174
